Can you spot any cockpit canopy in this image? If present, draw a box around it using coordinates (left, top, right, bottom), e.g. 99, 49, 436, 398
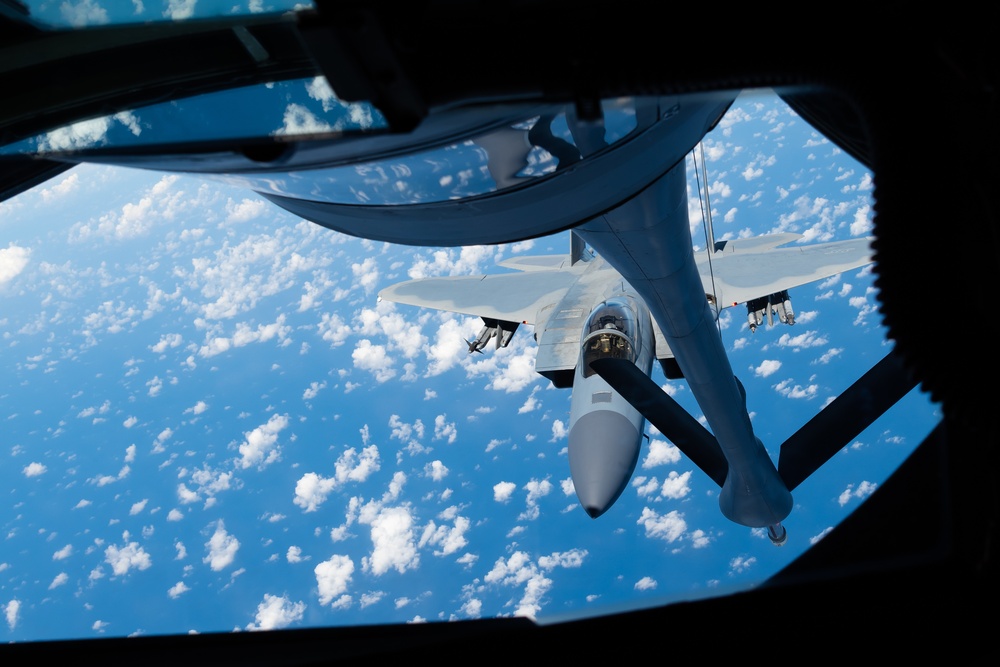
581, 297, 640, 377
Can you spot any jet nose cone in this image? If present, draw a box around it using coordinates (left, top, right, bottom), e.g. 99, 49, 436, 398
568, 410, 641, 518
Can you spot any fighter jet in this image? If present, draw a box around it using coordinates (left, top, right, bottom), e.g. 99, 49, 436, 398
379, 186, 883, 540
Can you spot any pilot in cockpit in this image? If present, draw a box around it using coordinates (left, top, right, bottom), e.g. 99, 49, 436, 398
582, 300, 637, 377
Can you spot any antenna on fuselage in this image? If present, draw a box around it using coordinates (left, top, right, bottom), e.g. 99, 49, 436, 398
691, 144, 722, 328
695, 143, 716, 253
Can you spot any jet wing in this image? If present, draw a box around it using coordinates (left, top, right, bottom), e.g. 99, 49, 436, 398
495, 255, 576, 272
700, 234, 874, 307
378, 269, 582, 325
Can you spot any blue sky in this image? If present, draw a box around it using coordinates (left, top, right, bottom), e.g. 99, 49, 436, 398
0, 87, 940, 641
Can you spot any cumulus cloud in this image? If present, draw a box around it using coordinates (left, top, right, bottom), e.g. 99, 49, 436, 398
275, 103, 333, 136
302, 78, 375, 131
293, 445, 381, 512
519, 478, 552, 521
176, 483, 200, 505
203, 521, 240, 571
636, 507, 688, 543
293, 473, 337, 513
0, 245, 30, 286
225, 198, 267, 223
424, 460, 449, 481
39, 171, 80, 201
305, 76, 338, 111
303, 381, 326, 400
359, 592, 385, 609
775, 330, 828, 350
659, 471, 693, 499
484, 549, 586, 618
182, 226, 323, 321
40, 116, 111, 150
236, 413, 289, 470
850, 203, 873, 236
773, 379, 819, 399
838, 480, 877, 506
634, 576, 658, 591
493, 481, 517, 502
419, 514, 470, 557
484, 347, 538, 393
810, 526, 835, 545
461, 333, 539, 394
753, 359, 782, 377
22, 462, 47, 477
351, 257, 380, 294
518, 388, 540, 413
4, 599, 19, 630
690, 529, 711, 549
69, 174, 183, 241
355, 301, 427, 360
317, 312, 351, 347
460, 597, 482, 618
433, 414, 457, 443
104, 532, 153, 576
424, 318, 469, 377
815, 348, 843, 365
550, 420, 567, 441
150, 333, 183, 354
388, 414, 426, 453
361, 506, 419, 576
352, 339, 396, 382
409, 245, 500, 279
59, 0, 108, 28
246, 594, 306, 631
152, 427, 173, 453
633, 476, 660, 498
168, 581, 190, 599
729, 555, 757, 574
315, 555, 355, 605
642, 440, 681, 468
198, 316, 292, 358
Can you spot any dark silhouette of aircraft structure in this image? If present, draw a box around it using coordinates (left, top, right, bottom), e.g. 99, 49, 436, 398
0, 1, 996, 662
